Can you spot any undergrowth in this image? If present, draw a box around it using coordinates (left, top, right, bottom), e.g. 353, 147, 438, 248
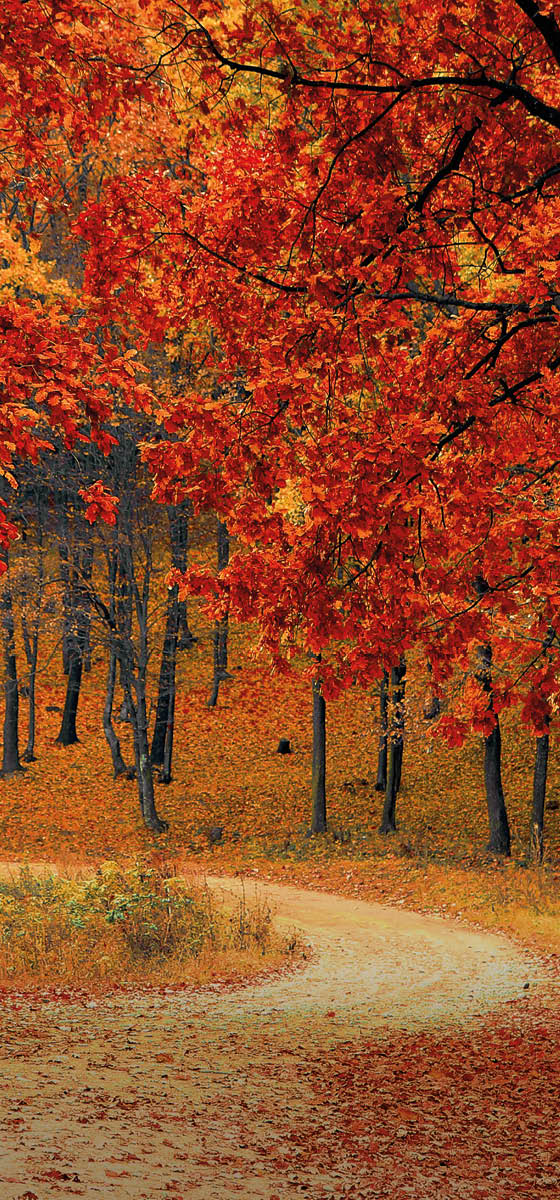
0, 859, 302, 989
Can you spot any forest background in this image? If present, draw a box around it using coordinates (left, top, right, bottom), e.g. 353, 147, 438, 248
1, 0, 560, 964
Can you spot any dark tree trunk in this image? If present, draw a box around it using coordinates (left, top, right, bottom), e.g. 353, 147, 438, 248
161, 645, 176, 785
477, 645, 511, 856
151, 581, 179, 769
1, 588, 22, 776
101, 551, 128, 776
311, 674, 327, 833
117, 520, 168, 834
207, 520, 231, 708
56, 621, 85, 745
20, 487, 45, 763
531, 725, 550, 864
57, 539, 92, 746
21, 619, 38, 762
423, 661, 441, 720
117, 696, 132, 723
103, 646, 129, 777
80, 541, 94, 672
129, 671, 168, 833
59, 538, 71, 675
379, 658, 406, 834
375, 670, 389, 791
169, 502, 196, 648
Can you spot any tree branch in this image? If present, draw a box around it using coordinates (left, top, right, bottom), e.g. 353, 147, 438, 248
514, 0, 560, 70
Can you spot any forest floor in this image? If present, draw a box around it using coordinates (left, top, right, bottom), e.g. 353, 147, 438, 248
0, 873, 559, 1199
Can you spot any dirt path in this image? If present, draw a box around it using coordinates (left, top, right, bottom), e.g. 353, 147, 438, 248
0, 874, 545, 1199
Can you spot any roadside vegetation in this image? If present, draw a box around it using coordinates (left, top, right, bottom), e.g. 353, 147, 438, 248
0, 859, 302, 991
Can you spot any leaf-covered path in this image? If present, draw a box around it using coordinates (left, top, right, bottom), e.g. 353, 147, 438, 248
0, 876, 558, 1199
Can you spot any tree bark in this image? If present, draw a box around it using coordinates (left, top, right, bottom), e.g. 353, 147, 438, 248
531, 724, 550, 864
19, 477, 44, 758
57, 541, 92, 746
311, 674, 327, 833
375, 670, 388, 791
379, 658, 406, 834
161, 642, 176, 785
100, 550, 129, 776
132, 672, 168, 832
1, 587, 22, 776
423, 661, 441, 720
21, 617, 38, 762
59, 537, 71, 675
477, 644, 511, 856
56, 614, 86, 745
103, 645, 129, 777
207, 520, 231, 708
169, 502, 196, 648
117, 522, 168, 834
151, 580, 179, 769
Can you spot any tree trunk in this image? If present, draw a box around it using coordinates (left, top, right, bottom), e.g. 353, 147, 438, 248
57, 540, 92, 746
151, 583, 179, 768
477, 644, 511, 856
169, 502, 196, 648
379, 658, 406, 834
375, 670, 388, 791
21, 620, 38, 762
311, 674, 327, 833
133, 675, 168, 832
103, 645, 129, 777
80, 540, 94, 672
21, 486, 45, 763
56, 616, 86, 745
1, 588, 22, 776
207, 520, 231, 708
423, 661, 441, 720
59, 539, 71, 675
161, 644, 176, 785
531, 725, 550, 864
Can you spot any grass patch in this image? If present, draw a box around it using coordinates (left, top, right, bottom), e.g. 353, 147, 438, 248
0, 859, 302, 990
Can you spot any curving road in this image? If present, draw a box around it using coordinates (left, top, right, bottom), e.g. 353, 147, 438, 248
0, 874, 537, 1199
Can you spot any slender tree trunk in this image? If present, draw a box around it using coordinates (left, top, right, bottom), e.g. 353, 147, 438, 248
379, 658, 406, 834
133, 674, 168, 832
161, 645, 176, 785
56, 611, 87, 745
59, 538, 71, 675
531, 724, 550, 864
21, 620, 38, 762
101, 551, 128, 776
311, 674, 327, 833
57, 541, 92, 746
423, 660, 441, 720
1, 588, 22, 776
375, 670, 388, 791
151, 583, 179, 768
207, 520, 231, 708
21, 487, 45, 763
119, 526, 168, 833
81, 541, 94, 673
477, 644, 511, 856
169, 502, 197, 649
103, 645, 128, 777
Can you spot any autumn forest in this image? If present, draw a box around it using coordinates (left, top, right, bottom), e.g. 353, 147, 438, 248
1, 0, 560, 1197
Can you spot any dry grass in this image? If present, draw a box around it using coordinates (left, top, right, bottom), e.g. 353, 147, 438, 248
0, 858, 303, 991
